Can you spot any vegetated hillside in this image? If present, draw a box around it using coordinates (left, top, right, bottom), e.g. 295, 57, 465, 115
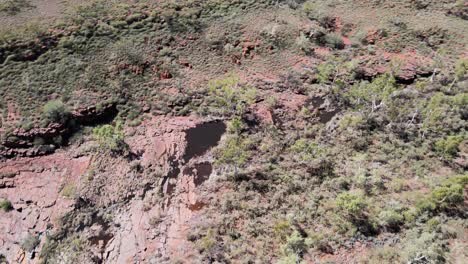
0, 0, 467, 263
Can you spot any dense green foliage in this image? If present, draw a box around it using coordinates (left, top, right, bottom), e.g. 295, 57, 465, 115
0, 199, 12, 212
41, 100, 70, 125
92, 121, 128, 153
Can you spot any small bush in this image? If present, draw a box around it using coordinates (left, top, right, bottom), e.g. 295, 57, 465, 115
215, 135, 252, 178
400, 229, 447, 263
290, 138, 324, 162
283, 230, 306, 255
204, 74, 257, 116
197, 229, 216, 253
274, 220, 292, 240
421, 92, 466, 135
415, 197, 437, 214
416, 179, 465, 215
430, 183, 464, 211
21, 234, 40, 252
111, 40, 146, 66
448, 174, 468, 186
454, 58, 468, 80
323, 33, 345, 49
434, 135, 465, 159
41, 100, 70, 125
0, 199, 13, 212
336, 191, 368, 219
277, 253, 304, 264
295, 33, 313, 55
378, 210, 404, 231
227, 117, 244, 135
316, 63, 335, 84
93, 121, 128, 153
345, 73, 398, 112
0, 0, 30, 15
61, 183, 76, 199
339, 114, 365, 130
367, 246, 400, 263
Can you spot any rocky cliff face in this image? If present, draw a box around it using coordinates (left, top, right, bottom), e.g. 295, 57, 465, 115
0, 154, 90, 262
0, 115, 226, 263
0, 103, 117, 159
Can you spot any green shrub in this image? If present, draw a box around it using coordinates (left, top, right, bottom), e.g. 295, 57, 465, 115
227, 117, 244, 135
39, 235, 87, 263
425, 218, 440, 232
367, 246, 400, 264
316, 63, 335, 84
0, 199, 13, 212
448, 174, 468, 186
400, 229, 447, 263
415, 197, 437, 214
273, 220, 292, 241
0, 0, 30, 15
93, 121, 128, 153
71, 0, 111, 22
339, 114, 365, 130
454, 58, 468, 81
434, 135, 465, 159
430, 183, 464, 211
290, 138, 323, 162
277, 253, 304, 264
302, 1, 315, 15
277, 229, 308, 264
61, 183, 76, 199
421, 93, 466, 134
111, 40, 146, 66
323, 33, 345, 49
21, 234, 40, 252
197, 229, 216, 253
378, 210, 404, 230
283, 230, 306, 255
41, 100, 70, 125
416, 179, 464, 214
295, 33, 313, 55
110, 20, 127, 29
204, 75, 257, 116
20, 118, 34, 131
215, 135, 252, 177
125, 13, 146, 24
336, 191, 368, 218
345, 73, 398, 112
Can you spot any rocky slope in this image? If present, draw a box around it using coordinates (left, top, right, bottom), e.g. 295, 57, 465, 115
0, 0, 467, 263
1, 115, 227, 263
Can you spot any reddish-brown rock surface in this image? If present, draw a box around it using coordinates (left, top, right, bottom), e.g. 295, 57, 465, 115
0, 154, 90, 263
0, 115, 224, 263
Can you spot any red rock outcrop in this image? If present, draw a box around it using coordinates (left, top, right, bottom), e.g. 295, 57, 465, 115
1, 102, 117, 159
0, 153, 90, 263
0, 114, 228, 263
357, 51, 435, 82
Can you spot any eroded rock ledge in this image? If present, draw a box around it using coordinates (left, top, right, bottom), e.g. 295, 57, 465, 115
0, 102, 117, 159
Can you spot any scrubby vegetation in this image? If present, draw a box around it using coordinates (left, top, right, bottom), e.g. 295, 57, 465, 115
92, 121, 128, 154
0, 0, 466, 263
0, 199, 13, 212
0, 0, 30, 15
41, 100, 71, 126
21, 234, 40, 252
